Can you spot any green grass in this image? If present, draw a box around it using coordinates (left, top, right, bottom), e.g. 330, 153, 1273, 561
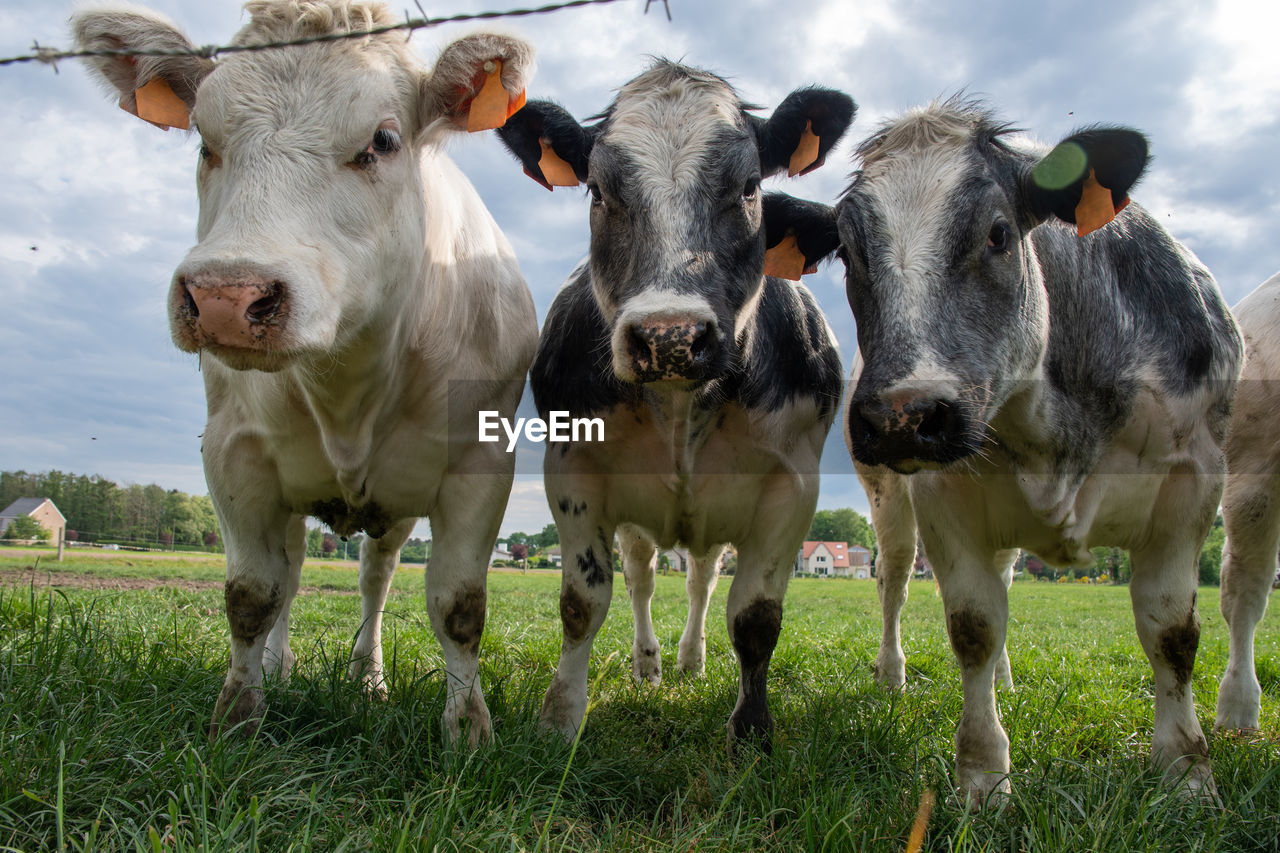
1, 555, 1277, 851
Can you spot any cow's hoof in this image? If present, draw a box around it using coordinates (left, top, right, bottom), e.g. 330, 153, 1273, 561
957, 770, 1011, 810
675, 648, 705, 677
631, 645, 662, 684
539, 681, 584, 743
872, 653, 906, 689
726, 709, 773, 756
209, 683, 264, 739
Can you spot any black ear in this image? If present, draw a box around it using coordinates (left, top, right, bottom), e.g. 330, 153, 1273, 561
496, 100, 595, 190
762, 192, 840, 280
753, 87, 856, 178
1026, 127, 1149, 235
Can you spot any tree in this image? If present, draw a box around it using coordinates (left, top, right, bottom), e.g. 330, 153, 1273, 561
1198, 515, 1225, 586
203, 530, 220, 547
510, 542, 528, 561
5, 515, 50, 541
807, 508, 875, 551
533, 523, 559, 550
321, 533, 338, 556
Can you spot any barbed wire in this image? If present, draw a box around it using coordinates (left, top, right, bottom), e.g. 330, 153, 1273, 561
0, 0, 640, 70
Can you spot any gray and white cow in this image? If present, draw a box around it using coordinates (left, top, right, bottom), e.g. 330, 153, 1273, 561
784, 98, 1241, 802
1216, 271, 1280, 733
496, 62, 853, 745
74, 1, 537, 742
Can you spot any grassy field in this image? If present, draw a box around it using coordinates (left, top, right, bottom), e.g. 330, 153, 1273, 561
0, 550, 1277, 852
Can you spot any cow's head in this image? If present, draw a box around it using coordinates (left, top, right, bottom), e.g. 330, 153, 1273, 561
830, 98, 1148, 472
498, 61, 854, 385
73, 2, 532, 371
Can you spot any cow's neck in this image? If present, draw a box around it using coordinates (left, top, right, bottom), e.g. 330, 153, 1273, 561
294, 327, 410, 502
642, 387, 709, 488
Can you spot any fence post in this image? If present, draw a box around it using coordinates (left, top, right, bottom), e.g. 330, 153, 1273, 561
57, 530, 64, 562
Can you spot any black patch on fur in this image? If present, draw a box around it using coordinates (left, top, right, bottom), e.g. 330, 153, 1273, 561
559, 585, 592, 643
729, 598, 783, 748
576, 546, 610, 587
310, 498, 393, 539
946, 608, 994, 671
224, 579, 281, 645
443, 585, 486, 655
1159, 609, 1200, 698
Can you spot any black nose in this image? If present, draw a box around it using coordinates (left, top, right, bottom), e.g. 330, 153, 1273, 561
847, 390, 973, 469
625, 317, 720, 382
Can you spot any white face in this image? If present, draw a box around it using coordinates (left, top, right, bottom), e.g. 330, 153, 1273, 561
171, 42, 426, 370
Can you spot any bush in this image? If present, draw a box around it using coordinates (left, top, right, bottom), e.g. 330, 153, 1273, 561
4, 516, 50, 541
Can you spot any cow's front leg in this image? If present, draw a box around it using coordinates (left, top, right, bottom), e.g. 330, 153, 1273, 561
931, 542, 1012, 806
541, 502, 616, 740
209, 510, 294, 738
1216, 469, 1279, 731
858, 462, 917, 688
1130, 536, 1216, 798
348, 518, 416, 697
676, 545, 722, 676
993, 551, 1016, 691
619, 524, 661, 684
262, 514, 307, 681
428, 471, 511, 747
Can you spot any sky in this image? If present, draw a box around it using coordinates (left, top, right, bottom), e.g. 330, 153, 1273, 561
1, 0, 1278, 541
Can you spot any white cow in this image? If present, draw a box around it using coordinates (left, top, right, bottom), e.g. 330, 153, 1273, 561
1217, 271, 1280, 732
73, 1, 537, 743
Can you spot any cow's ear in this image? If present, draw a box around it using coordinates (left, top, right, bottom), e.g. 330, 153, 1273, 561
495, 100, 595, 190
762, 192, 840, 280
1025, 127, 1149, 236
71, 7, 214, 131
753, 87, 856, 179
421, 32, 534, 134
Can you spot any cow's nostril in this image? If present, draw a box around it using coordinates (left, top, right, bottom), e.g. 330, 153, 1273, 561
688, 322, 711, 362
181, 279, 200, 318
917, 400, 952, 440
246, 282, 285, 324
626, 324, 651, 364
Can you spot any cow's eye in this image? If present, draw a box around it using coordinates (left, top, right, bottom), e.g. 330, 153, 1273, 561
199, 143, 221, 168
371, 128, 401, 155
588, 183, 604, 207
741, 178, 760, 200
987, 223, 1011, 254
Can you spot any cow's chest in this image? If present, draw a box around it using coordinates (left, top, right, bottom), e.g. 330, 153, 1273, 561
549, 400, 823, 552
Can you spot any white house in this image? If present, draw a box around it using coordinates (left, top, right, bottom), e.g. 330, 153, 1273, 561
796, 541, 873, 578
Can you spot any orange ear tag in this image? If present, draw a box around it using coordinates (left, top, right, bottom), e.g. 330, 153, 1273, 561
788, 120, 821, 177
121, 77, 190, 131
1075, 169, 1125, 237
538, 139, 579, 189
764, 234, 807, 280
467, 59, 523, 132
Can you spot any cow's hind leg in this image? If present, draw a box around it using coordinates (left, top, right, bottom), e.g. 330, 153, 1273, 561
1216, 465, 1279, 731
858, 462, 917, 688
677, 545, 723, 676
262, 514, 306, 681
993, 553, 1016, 691
619, 524, 661, 684
348, 518, 416, 698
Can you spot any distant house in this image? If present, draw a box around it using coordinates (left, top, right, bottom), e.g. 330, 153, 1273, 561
796, 541, 873, 578
0, 497, 66, 544
544, 545, 563, 567
489, 544, 513, 566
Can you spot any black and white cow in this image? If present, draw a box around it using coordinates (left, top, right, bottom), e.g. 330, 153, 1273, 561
497, 61, 853, 745
1216, 272, 1280, 733
781, 98, 1242, 802
74, 2, 538, 742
